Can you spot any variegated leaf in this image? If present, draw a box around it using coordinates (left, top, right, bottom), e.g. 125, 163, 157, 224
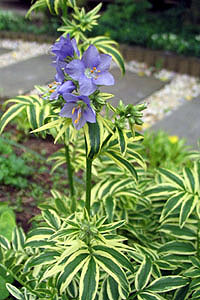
160, 192, 187, 222
138, 292, 166, 300
106, 150, 138, 180
158, 241, 196, 255
94, 251, 129, 299
0, 103, 25, 134
79, 257, 99, 300
158, 168, 185, 189
146, 276, 189, 293
135, 256, 152, 291
58, 251, 89, 293
12, 227, 26, 252
42, 209, 61, 230
84, 116, 104, 160
179, 194, 198, 228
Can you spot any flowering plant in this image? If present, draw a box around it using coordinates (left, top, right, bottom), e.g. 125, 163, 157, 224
1, 1, 200, 300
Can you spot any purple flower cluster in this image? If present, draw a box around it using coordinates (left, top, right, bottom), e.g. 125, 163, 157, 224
49, 34, 114, 129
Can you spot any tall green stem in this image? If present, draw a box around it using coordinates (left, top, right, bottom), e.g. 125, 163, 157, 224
197, 219, 200, 258
85, 157, 92, 216
65, 144, 76, 212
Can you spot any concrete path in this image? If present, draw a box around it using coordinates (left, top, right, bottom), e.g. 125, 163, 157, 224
0, 48, 12, 55
152, 97, 200, 149
104, 67, 165, 106
0, 54, 55, 98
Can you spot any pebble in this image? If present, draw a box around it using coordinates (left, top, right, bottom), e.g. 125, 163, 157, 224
0, 39, 200, 128
0, 39, 50, 68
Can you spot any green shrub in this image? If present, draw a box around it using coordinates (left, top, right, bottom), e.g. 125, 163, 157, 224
137, 130, 198, 170
91, 0, 200, 57
0, 9, 60, 36
0, 134, 33, 188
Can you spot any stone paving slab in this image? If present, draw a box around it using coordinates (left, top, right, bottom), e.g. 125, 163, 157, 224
102, 67, 165, 106
0, 48, 12, 55
151, 97, 200, 149
0, 56, 166, 103
0, 54, 55, 99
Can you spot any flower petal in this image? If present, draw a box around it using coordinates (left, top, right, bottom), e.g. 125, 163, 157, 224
66, 60, 85, 80
84, 106, 96, 123
71, 38, 80, 57
74, 114, 86, 130
79, 75, 97, 96
98, 54, 112, 71
58, 81, 75, 95
81, 45, 100, 68
94, 71, 115, 86
59, 102, 75, 118
51, 35, 74, 60
62, 93, 78, 103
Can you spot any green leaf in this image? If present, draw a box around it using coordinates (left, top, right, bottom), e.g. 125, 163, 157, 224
179, 195, 198, 228
12, 227, 26, 251
127, 149, 146, 170
146, 276, 189, 293
25, 251, 60, 269
106, 150, 138, 180
31, 119, 61, 133
84, 116, 104, 159
173, 284, 190, 300
0, 276, 9, 300
79, 257, 99, 300
26, 104, 38, 130
26, 0, 46, 17
158, 168, 185, 189
159, 223, 197, 240
107, 276, 121, 300
0, 235, 10, 250
93, 245, 134, 273
191, 256, 200, 269
94, 252, 129, 298
193, 162, 200, 194
67, 279, 78, 299
135, 256, 152, 291
160, 192, 187, 221
27, 227, 55, 241
143, 184, 177, 198
183, 167, 195, 193
104, 196, 115, 222
0, 104, 25, 134
67, 0, 76, 8
158, 241, 196, 255
98, 220, 125, 232
6, 284, 23, 300
58, 252, 89, 293
55, 198, 69, 216
184, 268, 200, 278
116, 127, 127, 155
155, 260, 176, 271
99, 278, 110, 300
138, 292, 166, 300
46, 0, 55, 14
42, 209, 61, 230
0, 210, 16, 241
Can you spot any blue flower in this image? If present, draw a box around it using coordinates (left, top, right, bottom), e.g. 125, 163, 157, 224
48, 81, 75, 100
66, 45, 114, 96
51, 34, 79, 61
59, 94, 96, 130
52, 34, 80, 83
